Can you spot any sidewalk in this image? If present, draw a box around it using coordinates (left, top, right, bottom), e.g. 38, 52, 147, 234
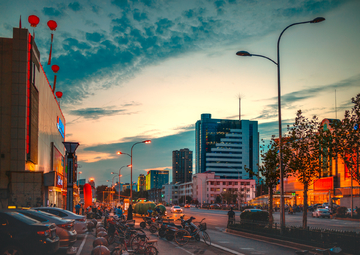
77, 220, 232, 255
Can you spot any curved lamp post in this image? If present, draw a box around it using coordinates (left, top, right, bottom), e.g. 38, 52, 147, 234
236, 17, 325, 233
117, 140, 151, 203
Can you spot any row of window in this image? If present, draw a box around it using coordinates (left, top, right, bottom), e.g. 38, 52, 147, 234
208, 181, 251, 185
209, 188, 250, 192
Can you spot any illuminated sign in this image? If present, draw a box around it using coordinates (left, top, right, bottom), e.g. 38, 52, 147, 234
57, 116, 65, 138
56, 174, 63, 188
314, 177, 333, 191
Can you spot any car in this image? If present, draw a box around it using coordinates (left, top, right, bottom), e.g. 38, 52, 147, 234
15, 208, 77, 248
190, 204, 197, 208
0, 210, 60, 255
184, 204, 190, 208
170, 206, 183, 213
209, 204, 221, 209
33, 207, 88, 234
312, 208, 330, 218
242, 209, 263, 213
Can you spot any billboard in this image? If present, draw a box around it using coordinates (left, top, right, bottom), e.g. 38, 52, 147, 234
53, 145, 64, 175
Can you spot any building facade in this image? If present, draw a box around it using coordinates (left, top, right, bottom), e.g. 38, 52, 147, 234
179, 182, 193, 204
148, 188, 162, 203
137, 174, 146, 192
0, 28, 66, 209
192, 172, 256, 205
195, 114, 259, 179
172, 148, 193, 183
161, 183, 179, 205
146, 170, 169, 190
277, 118, 360, 208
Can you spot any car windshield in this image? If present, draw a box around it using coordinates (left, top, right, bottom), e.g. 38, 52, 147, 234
174, 206, 180, 208
319, 209, 328, 211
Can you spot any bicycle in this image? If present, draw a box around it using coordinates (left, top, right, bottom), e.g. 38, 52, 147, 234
174, 217, 211, 246
110, 235, 158, 255
295, 246, 343, 255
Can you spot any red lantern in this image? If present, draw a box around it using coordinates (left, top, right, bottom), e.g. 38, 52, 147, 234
83, 183, 93, 209
52, 65, 60, 73
47, 20, 57, 65
55, 91, 63, 98
47, 20, 57, 31
28, 15, 40, 27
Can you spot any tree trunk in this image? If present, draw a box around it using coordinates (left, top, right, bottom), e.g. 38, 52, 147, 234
269, 185, 273, 227
302, 184, 308, 229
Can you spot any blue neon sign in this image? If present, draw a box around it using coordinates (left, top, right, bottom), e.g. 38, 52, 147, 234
57, 116, 65, 138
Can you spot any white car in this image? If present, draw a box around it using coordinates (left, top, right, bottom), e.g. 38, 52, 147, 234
33, 207, 88, 234
312, 208, 330, 218
171, 206, 183, 213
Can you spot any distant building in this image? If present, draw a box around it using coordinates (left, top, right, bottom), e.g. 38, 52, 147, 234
148, 188, 162, 203
137, 174, 146, 192
77, 179, 86, 186
146, 170, 169, 190
195, 113, 259, 179
122, 183, 137, 192
172, 148, 193, 183
162, 183, 179, 205
192, 171, 256, 205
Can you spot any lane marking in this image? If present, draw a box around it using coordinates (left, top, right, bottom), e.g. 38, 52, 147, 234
76, 233, 88, 255
200, 240, 245, 255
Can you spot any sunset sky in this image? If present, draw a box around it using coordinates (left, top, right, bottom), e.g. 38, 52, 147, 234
1, 0, 359, 186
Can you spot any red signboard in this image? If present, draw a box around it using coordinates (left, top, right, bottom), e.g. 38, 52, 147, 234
314, 177, 333, 191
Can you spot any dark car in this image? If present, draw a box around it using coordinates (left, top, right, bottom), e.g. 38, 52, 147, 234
0, 210, 60, 255
15, 208, 77, 248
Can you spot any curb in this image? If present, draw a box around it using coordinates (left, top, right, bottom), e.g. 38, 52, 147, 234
225, 228, 352, 255
225, 228, 322, 251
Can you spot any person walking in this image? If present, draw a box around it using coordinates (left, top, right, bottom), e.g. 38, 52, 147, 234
127, 204, 133, 220
227, 207, 235, 226
75, 203, 81, 215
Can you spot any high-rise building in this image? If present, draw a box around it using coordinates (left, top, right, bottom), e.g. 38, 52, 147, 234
137, 174, 146, 191
195, 114, 259, 179
172, 148, 193, 183
145, 170, 169, 190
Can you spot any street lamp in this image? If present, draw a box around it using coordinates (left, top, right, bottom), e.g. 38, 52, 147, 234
116, 140, 151, 203
236, 17, 325, 233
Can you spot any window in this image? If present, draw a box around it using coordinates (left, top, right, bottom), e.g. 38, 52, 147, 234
217, 182, 220, 185
229, 182, 232, 185
223, 182, 226, 185
223, 188, 226, 191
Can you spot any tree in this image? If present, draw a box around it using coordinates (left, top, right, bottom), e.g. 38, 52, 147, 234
285, 110, 328, 229
215, 195, 222, 204
332, 94, 360, 184
221, 189, 237, 204
245, 137, 283, 226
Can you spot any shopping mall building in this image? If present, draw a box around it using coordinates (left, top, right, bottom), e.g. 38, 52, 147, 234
0, 28, 67, 209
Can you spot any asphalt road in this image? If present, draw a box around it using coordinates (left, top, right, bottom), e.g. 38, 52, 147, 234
55, 208, 359, 255
174, 207, 360, 232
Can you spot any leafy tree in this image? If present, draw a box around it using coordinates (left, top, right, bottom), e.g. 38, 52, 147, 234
245, 137, 283, 226
96, 185, 114, 202
332, 94, 360, 185
285, 110, 329, 229
221, 189, 237, 204
215, 195, 222, 204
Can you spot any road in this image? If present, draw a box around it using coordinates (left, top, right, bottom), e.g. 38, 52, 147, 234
175, 207, 360, 232
55, 207, 359, 255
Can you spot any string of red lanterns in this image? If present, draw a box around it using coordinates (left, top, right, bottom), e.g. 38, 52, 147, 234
47, 20, 57, 65
27, 15, 63, 101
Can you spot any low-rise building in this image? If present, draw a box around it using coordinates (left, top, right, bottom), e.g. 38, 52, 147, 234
162, 183, 179, 205
192, 171, 256, 205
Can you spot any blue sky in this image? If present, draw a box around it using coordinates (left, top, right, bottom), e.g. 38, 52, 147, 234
1, 0, 359, 185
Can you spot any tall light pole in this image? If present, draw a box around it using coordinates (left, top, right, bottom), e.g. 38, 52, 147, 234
116, 140, 151, 203
236, 17, 325, 233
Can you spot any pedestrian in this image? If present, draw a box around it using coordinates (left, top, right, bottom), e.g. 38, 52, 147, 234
227, 207, 235, 226
53, 204, 56, 207
127, 204, 133, 220
147, 207, 153, 217
75, 203, 81, 214
116, 206, 123, 219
